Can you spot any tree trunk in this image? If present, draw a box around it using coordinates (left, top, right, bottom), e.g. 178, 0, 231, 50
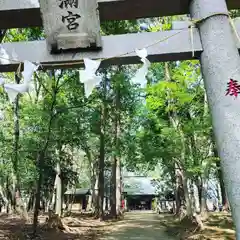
218, 168, 229, 209
6, 176, 13, 213
87, 194, 93, 211
116, 158, 121, 215
175, 188, 181, 215
175, 164, 182, 215
92, 174, 99, 213
12, 73, 20, 212
110, 156, 117, 217
33, 153, 44, 234
196, 179, 202, 211
212, 133, 229, 210
27, 191, 35, 212
98, 122, 105, 220
115, 84, 121, 216
50, 184, 56, 211
0, 184, 9, 212
111, 81, 122, 218
11, 173, 16, 211
12, 74, 28, 220
191, 181, 200, 213
200, 178, 208, 215
55, 162, 62, 216
97, 76, 107, 220
83, 146, 95, 212
216, 159, 228, 209
181, 171, 192, 217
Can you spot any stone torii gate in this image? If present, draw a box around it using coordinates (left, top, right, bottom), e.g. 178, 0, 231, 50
1, 0, 240, 237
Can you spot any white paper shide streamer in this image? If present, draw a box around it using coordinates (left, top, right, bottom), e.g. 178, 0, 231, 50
4, 61, 38, 103
131, 48, 151, 88
0, 78, 5, 86
0, 109, 4, 120
79, 58, 102, 98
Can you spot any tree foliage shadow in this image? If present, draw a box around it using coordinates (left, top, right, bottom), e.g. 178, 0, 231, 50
6, 223, 105, 240
0, 213, 106, 240
160, 213, 236, 240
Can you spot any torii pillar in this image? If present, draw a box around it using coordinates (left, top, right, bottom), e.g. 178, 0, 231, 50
190, 0, 240, 238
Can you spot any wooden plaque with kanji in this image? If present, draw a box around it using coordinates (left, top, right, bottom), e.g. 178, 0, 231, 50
39, 0, 102, 53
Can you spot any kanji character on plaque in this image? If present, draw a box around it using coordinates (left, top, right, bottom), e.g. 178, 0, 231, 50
62, 11, 81, 30
59, 0, 78, 9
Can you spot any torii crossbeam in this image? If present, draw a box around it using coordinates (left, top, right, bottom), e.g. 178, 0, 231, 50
0, 19, 240, 72
0, 27, 203, 72
0, 0, 239, 28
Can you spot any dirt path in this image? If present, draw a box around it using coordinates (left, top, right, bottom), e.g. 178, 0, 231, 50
100, 211, 176, 240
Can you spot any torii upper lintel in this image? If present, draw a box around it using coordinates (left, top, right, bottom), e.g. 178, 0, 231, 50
0, 0, 239, 29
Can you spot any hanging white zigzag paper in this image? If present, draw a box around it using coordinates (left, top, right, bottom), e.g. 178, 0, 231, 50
0, 78, 5, 86
22, 61, 39, 84
131, 48, 151, 88
0, 110, 4, 120
4, 61, 39, 103
79, 58, 102, 98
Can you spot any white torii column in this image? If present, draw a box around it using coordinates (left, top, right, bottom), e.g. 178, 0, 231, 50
190, 0, 240, 238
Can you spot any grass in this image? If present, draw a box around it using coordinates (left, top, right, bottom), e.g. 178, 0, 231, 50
160, 212, 236, 240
